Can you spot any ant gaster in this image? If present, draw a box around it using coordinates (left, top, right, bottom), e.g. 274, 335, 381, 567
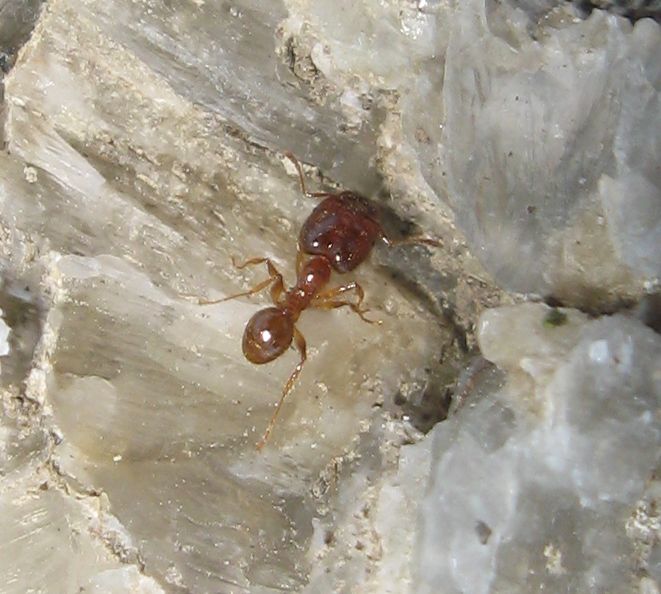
193, 153, 440, 449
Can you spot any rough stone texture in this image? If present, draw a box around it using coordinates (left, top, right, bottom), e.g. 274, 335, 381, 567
579, 0, 661, 20
416, 304, 660, 594
429, 5, 659, 304
0, 0, 458, 591
0, 0, 44, 70
285, 0, 660, 308
0, 0, 659, 592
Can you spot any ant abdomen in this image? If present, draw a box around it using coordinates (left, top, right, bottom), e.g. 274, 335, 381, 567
242, 307, 294, 364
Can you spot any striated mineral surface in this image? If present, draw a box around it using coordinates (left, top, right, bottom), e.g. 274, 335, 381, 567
0, 0, 659, 593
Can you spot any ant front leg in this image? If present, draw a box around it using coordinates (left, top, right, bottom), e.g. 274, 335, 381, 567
182, 257, 285, 305
311, 282, 381, 325
229, 256, 286, 304
256, 326, 307, 450
284, 152, 336, 200
381, 233, 443, 250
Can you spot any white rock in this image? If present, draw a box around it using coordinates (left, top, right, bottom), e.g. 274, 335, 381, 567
416, 304, 661, 594
84, 567, 165, 594
0, 476, 130, 594
0, 309, 9, 357
416, 2, 660, 301
1, 0, 658, 591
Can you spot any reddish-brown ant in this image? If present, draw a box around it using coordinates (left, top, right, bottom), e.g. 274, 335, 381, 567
191, 153, 440, 449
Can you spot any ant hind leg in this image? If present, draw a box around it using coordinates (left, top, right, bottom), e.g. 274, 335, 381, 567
256, 326, 307, 450
311, 282, 381, 325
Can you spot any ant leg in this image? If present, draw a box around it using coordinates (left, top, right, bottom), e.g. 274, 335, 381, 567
312, 282, 381, 325
284, 151, 335, 200
182, 258, 284, 305
381, 233, 443, 249
256, 326, 307, 450
228, 258, 285, 304
231, 256, 272, 270
313, 281, 366, 304
313, 299, 381, 325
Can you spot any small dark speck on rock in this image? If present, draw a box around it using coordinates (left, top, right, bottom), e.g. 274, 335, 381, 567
544, 308, 568, 328
415, 127, 431, 144
475, 520, 492, 544
0, 52, 10, 73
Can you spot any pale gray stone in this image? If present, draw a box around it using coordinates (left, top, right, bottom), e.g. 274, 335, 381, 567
0, 0, 658, 592
416, 304, 661, 594
430, 5, 660, 301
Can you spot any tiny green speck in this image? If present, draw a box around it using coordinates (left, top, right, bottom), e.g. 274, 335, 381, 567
544, 308, 568, 328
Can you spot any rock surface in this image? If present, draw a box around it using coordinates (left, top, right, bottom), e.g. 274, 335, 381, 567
417, 304, 660, 593
0, 0, 659, 592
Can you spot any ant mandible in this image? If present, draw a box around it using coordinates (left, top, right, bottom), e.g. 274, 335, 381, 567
193, 153, 440, 449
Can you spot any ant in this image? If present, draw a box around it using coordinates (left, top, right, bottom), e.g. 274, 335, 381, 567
190, 152, 440, 449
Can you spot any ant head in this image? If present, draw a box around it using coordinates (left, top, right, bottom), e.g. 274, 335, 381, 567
242, 307, 294, 364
